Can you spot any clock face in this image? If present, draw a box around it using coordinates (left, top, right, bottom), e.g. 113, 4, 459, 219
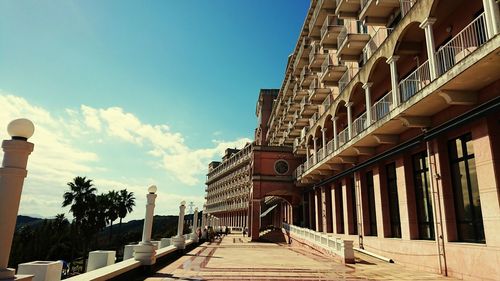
274, 160, 289, 175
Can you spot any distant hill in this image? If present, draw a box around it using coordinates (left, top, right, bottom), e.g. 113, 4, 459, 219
15, 215, 43, 230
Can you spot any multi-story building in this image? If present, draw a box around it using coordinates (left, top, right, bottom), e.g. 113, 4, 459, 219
205, 0, 499, 279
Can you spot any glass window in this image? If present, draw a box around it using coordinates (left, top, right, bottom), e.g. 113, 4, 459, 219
366, 171, 377, 236
449, 133, 485, 243
386, 163, 401, 238
412, 152, 435, 240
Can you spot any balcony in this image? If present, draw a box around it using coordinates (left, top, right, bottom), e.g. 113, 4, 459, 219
320, 54, 347, 86
308, 77, 330, 103
320, 15, 344, 49
294, 12, 495, 180
300, 96, 318, 117
338, 67, 359, 94
300, 66, 314, 87
337, 25, 370, 62
362, 27, 393, 64
309, 0, 337, 39
309, 42, 328, 69
400, 0, 417, 18
293, 37, 310, 75
319, 94, 332, 116
359, 0, 401, 25
293, 82, 309, 101
335, 0, 361, 19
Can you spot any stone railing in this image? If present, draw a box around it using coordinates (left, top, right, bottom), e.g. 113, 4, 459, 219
283, 224, 354, 264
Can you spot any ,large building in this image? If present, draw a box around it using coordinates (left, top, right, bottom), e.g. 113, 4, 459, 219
204, 0, 500, 280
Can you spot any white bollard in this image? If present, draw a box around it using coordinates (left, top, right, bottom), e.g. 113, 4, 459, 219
17, 261, 62, 281
171, 201, 186, 250
133, 185, 158, 265
86, 251, 115, 272
123, 245, 136, 260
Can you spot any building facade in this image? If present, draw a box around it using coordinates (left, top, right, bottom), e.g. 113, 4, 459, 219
204, 0, 500, 280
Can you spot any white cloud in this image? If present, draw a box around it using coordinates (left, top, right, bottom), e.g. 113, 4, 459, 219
0, 91, 250, 218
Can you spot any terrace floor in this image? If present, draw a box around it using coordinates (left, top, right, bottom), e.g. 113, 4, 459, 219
144, 232, 459, 281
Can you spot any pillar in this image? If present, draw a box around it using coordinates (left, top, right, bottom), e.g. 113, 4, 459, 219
386, 55, 400, 107
321, 187, 327, 233
346, 102, 353, 140
306, 144, 310, 167
419, 18, 438, 80
0, 119, 35, 280
332, 117, 338, 150
314, 188, 320, 231
191, 208, 199, 242
321, 128, 327, 158
134, 185, 158, 265
250, 199, 261, 241
313, 138, 318, 164
482, 0, 500, 39
363, 82, 373, 125
172, 201, 187, 249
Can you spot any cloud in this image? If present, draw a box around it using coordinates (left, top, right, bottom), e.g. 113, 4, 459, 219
0, 91, 250, 218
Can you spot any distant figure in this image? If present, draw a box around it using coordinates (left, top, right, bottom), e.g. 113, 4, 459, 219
208, 226, 215, 242
201, 228, 208, 242
225, 226, 229, 236
243, 226, 247, 237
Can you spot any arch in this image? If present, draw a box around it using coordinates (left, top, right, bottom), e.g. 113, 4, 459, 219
365, 56, 389, 83
391, 21, 426, 57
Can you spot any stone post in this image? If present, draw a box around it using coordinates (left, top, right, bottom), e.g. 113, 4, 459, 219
133, 185, 157, 265
419, 18, 438, 80
191, 208, 199, 242
0, 119, 35, 280
386, 56, 400, 107
363, 82, 373, 125
346, 102, 353, 140
172, 201, 186, 249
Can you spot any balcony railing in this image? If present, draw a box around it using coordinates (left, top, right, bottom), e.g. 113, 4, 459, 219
361, 0, 370, 10
327, 139, 334, 154
362, 28, 393, 64
337, 26, 348, 49
371, 91, 393, 122
337, 127, 349, 147
339, 67, 358, 93
321, 15, 341, 40
400, 0, 417, 18
352, 112, 368, 137
310, 112, 319, 127
399, 60, 431, 102
436, 12, 488, 76
320, 95, 332, 115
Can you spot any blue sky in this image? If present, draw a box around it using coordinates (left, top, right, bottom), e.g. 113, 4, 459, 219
0, 0, 308, 220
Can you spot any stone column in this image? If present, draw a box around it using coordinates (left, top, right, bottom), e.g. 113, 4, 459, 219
363, 82, 373, 125
332, 117, 338, 150
134, 185, 158, 265
419, 18, 438, 80
0, 119, 35, 280
313, 138, 318, 164
250, 199, 261, 241
346, 102, 353, 140
386, 55, 400, 107
321, 128, 327, 158
314, 188, 320, 231
321, 187, 327, 233
305, 144, 310, 167
191, 208, 199, 242
482, 0, 499, 40
172, 201, 187, 249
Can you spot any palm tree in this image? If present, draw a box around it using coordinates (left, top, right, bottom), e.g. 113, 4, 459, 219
106, 190, 120, 241
118, 189, 136, 230
62, 177, 97, 225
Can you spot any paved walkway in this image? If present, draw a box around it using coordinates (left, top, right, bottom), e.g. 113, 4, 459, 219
145, 233, 459, 281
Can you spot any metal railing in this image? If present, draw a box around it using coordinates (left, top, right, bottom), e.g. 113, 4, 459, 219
339, 67, 358, 93
320, 95, 332, 115
435, 13, 488, 76
352, 112, 368, 137
361, 0, 371, 10
399, 60, 431, 102
309, 43, 320, 65
371, 91, 393, 122
362, 28, 393, 64
400, 0, 417, 18
337, 26, 348, 49
310, 112, 319, 127
327, 139, 335, 155
321, 15, 341, 40
337, 127, 349, 147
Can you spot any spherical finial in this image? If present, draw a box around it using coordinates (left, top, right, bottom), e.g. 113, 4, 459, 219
7, 119, 35, 140
180, 201, 186, 206
148, 185, 157, 194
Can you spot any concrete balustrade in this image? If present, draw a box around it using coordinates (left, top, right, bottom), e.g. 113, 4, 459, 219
17, 261, 62, 281
160, 238, 171, 248
283, 224, 354, 264
86, 251, 116, 272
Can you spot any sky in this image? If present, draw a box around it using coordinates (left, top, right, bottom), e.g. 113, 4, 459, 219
0, 0, 309, 221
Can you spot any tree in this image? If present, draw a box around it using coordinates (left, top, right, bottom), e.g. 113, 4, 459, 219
105, 190, 120, 241
62, 177, 97, 225
117, 189, 136, 230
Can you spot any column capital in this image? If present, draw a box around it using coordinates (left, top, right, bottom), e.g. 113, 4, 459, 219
419, 17, 437, 29
331, 116, 339, 122
362, 82, 373, 89
386, 55, 400, 64
346, 102, 354, 108
321, 127, 328, 133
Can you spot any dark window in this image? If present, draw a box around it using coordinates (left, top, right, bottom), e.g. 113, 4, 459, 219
413, 152, 435, 240
350, 177, 358, 235
336, 184, 344, 234
366, 171, 377, 236
386, 163, 401, 238
449, 133, 485, 243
